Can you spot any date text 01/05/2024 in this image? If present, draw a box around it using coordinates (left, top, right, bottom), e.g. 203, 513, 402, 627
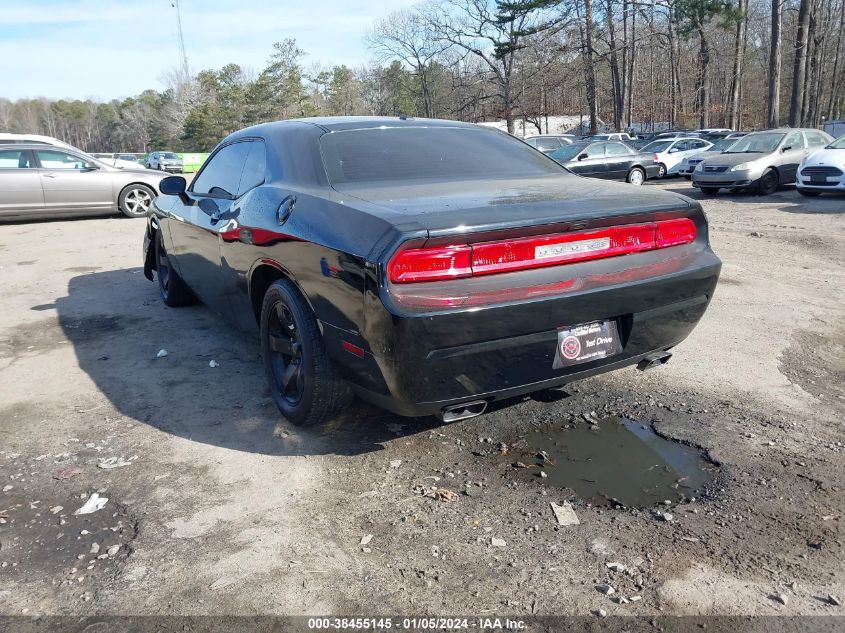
306, 617, 527, 630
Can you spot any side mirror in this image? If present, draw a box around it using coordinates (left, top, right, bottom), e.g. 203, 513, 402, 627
82, 162, 99, 171
577, 153, 588, 161
159, 175, 187, 195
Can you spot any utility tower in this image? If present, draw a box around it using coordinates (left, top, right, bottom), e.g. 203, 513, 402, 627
173, 0, 190, 81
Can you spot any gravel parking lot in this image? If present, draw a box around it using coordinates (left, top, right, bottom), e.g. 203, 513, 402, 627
0, 182, 843, 620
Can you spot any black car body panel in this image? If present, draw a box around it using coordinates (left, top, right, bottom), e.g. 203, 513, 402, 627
549, 141, 661, 181
143, 117, 720, 417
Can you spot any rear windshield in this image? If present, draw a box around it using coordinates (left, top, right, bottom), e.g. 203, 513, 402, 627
320, 127, 563, 185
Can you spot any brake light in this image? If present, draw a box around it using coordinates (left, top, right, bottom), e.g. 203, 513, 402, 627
387, 219, 696, 284
655, 218, 697, 247
653, 154, 659, 162
387, 245, 472, 283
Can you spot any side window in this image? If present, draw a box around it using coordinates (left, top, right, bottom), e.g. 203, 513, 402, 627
606, 142, 632, 157
672, 140, 689, 152
691, 140, 707, 149
585, 143, 606, 159
805, 132, 828, 147
36, 150, 87, 169
191, 142, 251, 198
0, 149, 33, 169
237, 141, 266, 196
536, 139, 561, 152
783, 133, 804, 150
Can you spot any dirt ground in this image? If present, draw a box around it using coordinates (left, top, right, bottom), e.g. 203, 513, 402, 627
0, 182, 843, 624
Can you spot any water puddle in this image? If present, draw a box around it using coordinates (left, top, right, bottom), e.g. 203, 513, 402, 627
513, 416, 715, 507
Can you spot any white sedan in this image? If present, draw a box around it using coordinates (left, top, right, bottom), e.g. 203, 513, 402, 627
641, 137, 713, 178
796, 134, 845, 196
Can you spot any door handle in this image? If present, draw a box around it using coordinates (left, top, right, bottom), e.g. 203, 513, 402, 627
43, 173, 56, 178
277, 195, 296, 225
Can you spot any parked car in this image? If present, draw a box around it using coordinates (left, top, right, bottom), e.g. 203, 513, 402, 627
677, 138, 740, 179
90, 152, 149, 170
795, 134, 845, 196
146, 151, 184, 172
586, 133, 634, 143
641, 137, 713, 178
692, 128, 834, 195
142, 117, 720, 427
0, 144, 165, 220
549, 140, 659, 185
0, 132, 79, 149
523, 135, 575, 153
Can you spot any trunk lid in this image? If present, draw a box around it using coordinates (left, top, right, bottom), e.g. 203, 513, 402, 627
335, 174, 693, 239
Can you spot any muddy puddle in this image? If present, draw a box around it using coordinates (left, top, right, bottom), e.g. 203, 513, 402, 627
513, 416, 715, 507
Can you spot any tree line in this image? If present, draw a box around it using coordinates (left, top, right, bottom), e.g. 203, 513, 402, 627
1, 0, 842, 152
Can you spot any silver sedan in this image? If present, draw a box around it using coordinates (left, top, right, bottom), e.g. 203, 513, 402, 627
0, 144, 167, 221
691, 128, 833, 195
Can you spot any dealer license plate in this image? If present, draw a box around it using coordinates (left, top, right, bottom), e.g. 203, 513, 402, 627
553, 320, 622, 369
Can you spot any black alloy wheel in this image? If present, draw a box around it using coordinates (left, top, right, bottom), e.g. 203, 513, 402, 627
261, 279, 352, 427
266, 301, 305, 406
155, 232, 195, 307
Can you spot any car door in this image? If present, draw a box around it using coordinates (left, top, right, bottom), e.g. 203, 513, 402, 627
167, 140, 253, 318
0, 149, 44, 217
568, 142, 608, 178
778, 132, 806, 183
34, 149, 114, 213
604, 142, 634, 180
663, 140, 689, 171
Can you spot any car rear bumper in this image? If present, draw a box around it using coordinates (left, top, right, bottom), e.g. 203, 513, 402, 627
331, 244, 721, 417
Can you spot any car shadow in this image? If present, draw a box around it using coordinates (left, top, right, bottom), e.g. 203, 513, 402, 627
648, 181, 845, 213
54, 267, 478, 458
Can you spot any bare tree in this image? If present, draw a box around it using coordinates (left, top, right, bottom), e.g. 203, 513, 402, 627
575, 0, 600, 132
788, 0, 811, 126
767, 0, 782, 126
727, 0, 747, 129
368, 7, 451, 117
427, 0, 564, 134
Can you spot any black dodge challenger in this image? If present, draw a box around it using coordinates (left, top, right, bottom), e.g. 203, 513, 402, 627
143, 117, 721, 426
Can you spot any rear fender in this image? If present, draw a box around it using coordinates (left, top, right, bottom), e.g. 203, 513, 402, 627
142, 217, 159, 281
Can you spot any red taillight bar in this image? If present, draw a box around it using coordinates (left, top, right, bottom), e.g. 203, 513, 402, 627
388, 218, 696, 284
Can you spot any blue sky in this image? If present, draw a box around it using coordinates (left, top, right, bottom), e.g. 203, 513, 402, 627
0, 0, 418, 101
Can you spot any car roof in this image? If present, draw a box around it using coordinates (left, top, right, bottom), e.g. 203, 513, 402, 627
0, 143, 85, 151
285, 116, 479, 133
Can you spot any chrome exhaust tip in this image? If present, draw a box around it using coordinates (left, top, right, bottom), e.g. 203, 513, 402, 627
637, 352, 672, 372
439, 400, 488, 422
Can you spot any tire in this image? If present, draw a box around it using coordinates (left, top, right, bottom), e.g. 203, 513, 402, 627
700, 187, 720, 195
119, 184, 155, 218
656, 163, 667, 179
261, 279, 352, 427
756, 168, 779, 195
627, 167, 645, 186
798, 189, 821, 197
155, 231, 195, 307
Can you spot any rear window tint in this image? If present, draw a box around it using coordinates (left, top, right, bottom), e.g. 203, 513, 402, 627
320, 127, 562, 185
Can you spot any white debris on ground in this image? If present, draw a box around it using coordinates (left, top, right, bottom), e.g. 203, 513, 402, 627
73, 493, 108, 515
